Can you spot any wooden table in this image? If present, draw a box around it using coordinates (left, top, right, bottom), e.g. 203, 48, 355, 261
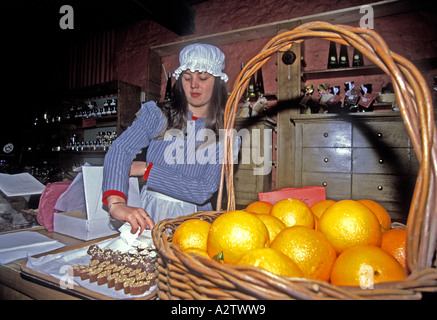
0, 228, 110, 300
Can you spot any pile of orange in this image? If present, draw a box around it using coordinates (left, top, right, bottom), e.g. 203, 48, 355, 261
171, 198, 408, 287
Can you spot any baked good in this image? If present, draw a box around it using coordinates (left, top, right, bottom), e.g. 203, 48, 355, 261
128, 268, 142, 278
135, 271, 147, 282
120, 266, 133, 276
97, 270, 111, 285
79, 266, 93, 280
72, 265, 87, 277
123, 277, 136, 295
114, 274, 128, 291
130, 280, 150, 296
76, 242, 158, 297
106, 272, 119, 288
89, 267, 103, 283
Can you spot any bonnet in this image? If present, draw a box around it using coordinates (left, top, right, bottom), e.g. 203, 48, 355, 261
173, 43, 228, 82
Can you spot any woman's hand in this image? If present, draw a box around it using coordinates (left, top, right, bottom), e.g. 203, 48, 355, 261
130, 161, 147, 177
107, 196, 154, 234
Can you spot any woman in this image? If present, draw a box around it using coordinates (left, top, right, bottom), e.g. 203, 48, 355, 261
102, 43, 229, 234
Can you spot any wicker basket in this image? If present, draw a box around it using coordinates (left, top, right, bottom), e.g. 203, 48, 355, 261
152, 21, 437, 299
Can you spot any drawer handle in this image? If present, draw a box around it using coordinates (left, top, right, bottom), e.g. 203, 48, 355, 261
379, 159, 384, 164
322, 182, 328, 186
324, 158, 329, 162
377, 185, 383, 191
377, 132, 383, 138
323, 132, 329, 137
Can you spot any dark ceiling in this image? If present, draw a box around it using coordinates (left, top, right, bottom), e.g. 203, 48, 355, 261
4, 0, 209, 37
59, 0, 209, 36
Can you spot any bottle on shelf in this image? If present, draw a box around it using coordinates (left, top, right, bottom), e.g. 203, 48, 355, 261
110, 99, 117, 115
352, 47, 364, 67
339, 44, 350, 68
327, 41, 339, 69
255, 68, 265, 98
248, 72, 256, 101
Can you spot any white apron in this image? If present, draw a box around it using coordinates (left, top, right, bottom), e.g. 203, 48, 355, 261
140, 186, 198, 222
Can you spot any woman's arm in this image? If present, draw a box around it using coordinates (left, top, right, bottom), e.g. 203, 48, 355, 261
102, 102, 166, 232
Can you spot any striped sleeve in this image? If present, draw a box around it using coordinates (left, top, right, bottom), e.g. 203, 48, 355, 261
102, 102, 166, 201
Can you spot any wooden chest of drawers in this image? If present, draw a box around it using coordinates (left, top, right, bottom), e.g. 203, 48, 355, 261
233, 117, 276, 208
291, 112, 419, 221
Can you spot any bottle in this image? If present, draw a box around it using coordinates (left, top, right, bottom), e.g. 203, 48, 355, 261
352, 48, 364, 67
255, 68, 265, 98
164, 73, 172, 101
339, 44, 350, 68
327, 41, 339, 69
248, 72, 256, 100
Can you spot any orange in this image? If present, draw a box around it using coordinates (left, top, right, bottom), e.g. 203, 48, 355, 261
270, 226, 337, 282
310, 200, 336, 219
237, 248, 303, 277
358, 199, 391, 232
270, 198, 315, 229
246, 200, 273, 214
381, 228, 407, 271
253, 213, 286, 242
172, 219, 211, 251
318, 200, 382, 255
185, 248, 211, 259
314, 214, 319, 231
207, 210, 270, 264
330, 245, 407, 287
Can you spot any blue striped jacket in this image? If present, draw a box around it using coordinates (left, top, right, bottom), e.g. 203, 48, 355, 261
102, 101, 225, 211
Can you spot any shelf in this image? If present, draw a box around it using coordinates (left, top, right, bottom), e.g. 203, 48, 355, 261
301, 58, 437, 81
61, 150, 108, 155
65, 116, 118, 129
302, 65, 383, 80
63, 80, 121, 99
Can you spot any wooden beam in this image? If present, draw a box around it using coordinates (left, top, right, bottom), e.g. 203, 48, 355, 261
275, 21, 302, 189
150, 0, 423, 57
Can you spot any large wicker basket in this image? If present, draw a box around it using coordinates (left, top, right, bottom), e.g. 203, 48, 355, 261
152, 21, 437, 299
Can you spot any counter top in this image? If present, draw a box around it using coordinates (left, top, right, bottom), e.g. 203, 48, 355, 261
0, 228, 112, 300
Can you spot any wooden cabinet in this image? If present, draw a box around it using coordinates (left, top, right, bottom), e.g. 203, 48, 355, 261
60, 81, 141, 172
291, 112, 419, 221
233, 117, 276, 208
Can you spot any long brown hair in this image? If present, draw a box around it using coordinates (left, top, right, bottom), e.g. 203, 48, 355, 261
158, 76, 228, 137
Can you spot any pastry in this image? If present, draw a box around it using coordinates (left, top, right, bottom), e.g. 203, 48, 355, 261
114, 274, 128, 291
97, 270, 111, 285
130, 280, 150, 296
123, 277, 136, 295
79, 266, 93, 281
72, 265, 87, 277
89, 267, 103, 283
78, 242, 159, 296
106, 272, 119, 288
